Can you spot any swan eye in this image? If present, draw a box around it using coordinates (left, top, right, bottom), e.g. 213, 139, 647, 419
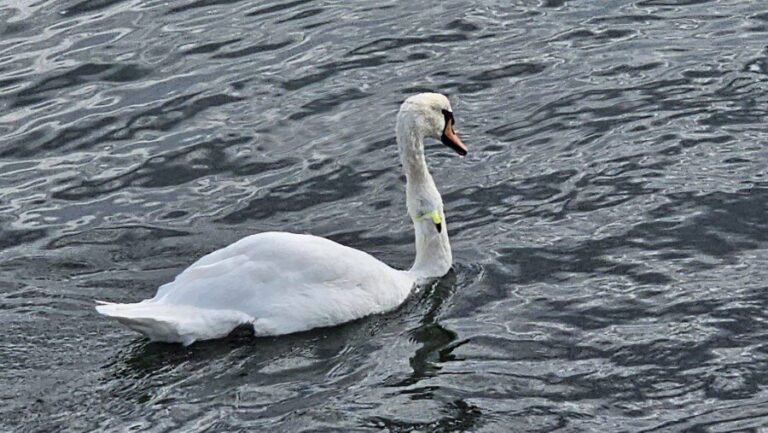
440, 109, 467, 156
442, 109, 454, 125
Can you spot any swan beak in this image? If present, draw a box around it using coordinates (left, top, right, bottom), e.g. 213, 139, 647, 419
441, 120, 467, 156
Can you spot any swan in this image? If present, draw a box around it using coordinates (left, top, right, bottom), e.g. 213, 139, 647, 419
96, 92, 468, 345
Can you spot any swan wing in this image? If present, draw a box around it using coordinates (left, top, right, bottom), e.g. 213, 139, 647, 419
151, 232, 415, 335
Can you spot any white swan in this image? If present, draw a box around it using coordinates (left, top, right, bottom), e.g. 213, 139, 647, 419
96, 92, 467, 345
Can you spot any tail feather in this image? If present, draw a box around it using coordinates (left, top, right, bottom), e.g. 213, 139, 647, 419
95, 301, 255, 345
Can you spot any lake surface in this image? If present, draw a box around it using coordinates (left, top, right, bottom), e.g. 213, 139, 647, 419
2, 0, 768, 431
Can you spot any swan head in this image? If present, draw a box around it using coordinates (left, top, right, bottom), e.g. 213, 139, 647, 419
398, 93, 467, 156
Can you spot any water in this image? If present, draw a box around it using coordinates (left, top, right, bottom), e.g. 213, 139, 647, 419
2, 0, 768, 431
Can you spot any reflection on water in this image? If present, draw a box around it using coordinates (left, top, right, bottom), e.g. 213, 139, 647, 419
2, 0, 768, 431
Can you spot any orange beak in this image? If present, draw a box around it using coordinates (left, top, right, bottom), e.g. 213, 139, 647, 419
441, 119, 467, 156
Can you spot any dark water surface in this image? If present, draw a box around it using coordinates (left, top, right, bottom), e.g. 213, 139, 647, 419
2, 0, 768, 431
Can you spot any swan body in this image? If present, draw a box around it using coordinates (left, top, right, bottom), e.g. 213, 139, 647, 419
96, 93, 467, 345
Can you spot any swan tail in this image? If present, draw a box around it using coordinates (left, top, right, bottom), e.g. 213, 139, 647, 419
95, 301, 255, 345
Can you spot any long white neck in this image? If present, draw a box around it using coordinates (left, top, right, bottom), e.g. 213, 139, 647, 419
396, 112, 453, 280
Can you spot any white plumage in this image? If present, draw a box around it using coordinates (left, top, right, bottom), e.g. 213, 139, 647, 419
96, 93, 467, 345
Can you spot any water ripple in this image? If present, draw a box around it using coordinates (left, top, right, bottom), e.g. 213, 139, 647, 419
3, 0, 768, 431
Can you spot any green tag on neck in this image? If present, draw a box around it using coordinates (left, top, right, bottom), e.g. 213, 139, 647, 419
420, 210, 442, 233
423, 210, 442, 225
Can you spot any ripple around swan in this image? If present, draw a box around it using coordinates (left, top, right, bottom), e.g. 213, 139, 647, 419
3, 0, 768, 431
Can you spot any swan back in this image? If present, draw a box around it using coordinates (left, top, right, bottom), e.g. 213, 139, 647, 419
152, 232, 415, 335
